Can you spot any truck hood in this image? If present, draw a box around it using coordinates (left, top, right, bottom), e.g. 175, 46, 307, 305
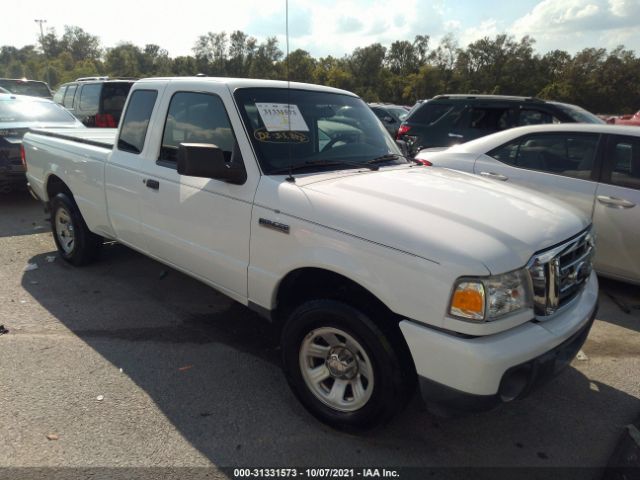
292, 166, 589, 274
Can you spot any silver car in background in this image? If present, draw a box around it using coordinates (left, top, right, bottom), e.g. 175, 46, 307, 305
415, 124, 640, 285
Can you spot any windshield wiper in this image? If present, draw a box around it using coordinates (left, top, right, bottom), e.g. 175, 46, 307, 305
366, 153, 413, 165
269, 160, 380, 175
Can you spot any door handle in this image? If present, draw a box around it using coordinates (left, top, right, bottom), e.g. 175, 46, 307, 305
144, 179, 160, 190
479, 171, 509, 181
597, 195, 635, 209
448, 133, 463, 139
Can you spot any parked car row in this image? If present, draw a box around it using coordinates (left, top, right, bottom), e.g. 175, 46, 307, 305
397, 94, 604, 156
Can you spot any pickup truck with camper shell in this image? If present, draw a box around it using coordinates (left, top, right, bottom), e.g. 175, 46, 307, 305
23, 77, 599, 430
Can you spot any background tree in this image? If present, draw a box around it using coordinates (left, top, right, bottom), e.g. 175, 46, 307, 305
1, 25, 639, 114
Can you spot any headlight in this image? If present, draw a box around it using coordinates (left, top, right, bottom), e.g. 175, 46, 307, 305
449, 269, 532, 322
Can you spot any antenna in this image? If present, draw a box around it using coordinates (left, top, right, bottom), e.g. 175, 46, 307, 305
285, 0, 295, 182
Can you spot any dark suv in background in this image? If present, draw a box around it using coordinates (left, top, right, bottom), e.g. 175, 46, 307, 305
397, 94, 604, 156
53, 77, 137, 127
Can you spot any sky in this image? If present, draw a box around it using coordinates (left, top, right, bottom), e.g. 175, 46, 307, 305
3, 0, 640, 58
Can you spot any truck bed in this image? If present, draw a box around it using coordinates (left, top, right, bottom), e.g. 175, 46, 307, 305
29, 128, 117, 149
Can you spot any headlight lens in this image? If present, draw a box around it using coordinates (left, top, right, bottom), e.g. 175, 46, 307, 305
449, 269, 532, 322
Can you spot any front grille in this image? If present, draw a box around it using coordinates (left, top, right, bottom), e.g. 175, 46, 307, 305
527, 228, 594, 316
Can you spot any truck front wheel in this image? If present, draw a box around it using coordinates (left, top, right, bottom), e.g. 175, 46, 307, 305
281, 299, 408, 431
50, 193, 101, 266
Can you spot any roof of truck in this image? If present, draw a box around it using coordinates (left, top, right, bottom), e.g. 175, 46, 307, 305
136, 76, 358, 97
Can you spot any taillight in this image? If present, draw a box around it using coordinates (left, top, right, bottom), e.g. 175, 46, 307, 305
396, 124, 411, 139
20, 144, 26, 170
414, 158, 433, 166
95, 113, 117, 128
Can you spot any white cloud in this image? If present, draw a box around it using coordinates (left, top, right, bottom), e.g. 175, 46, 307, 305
510, 0, 640, 52
459, 19, 500, 46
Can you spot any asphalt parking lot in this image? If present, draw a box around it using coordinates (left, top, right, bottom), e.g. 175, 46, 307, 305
1, 190, 639, 478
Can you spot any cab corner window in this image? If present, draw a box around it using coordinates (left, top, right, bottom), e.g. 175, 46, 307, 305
117, 89, 158, 154
159, 92, 236, 165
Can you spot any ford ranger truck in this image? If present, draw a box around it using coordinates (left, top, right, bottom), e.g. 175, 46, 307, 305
23, 77, 599, 430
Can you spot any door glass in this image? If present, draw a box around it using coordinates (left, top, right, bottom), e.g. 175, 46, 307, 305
159, 92, 236, 165
605, 136, 640, 190
469, 108, 513, 131
63, 85, 77, 108
490, 133, 598, 179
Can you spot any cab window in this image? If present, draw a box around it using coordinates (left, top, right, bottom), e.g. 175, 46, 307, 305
159, 92, 236, 165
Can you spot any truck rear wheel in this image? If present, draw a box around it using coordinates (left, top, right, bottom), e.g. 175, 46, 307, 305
281, 299, 408, 431
50, 193, 101, 266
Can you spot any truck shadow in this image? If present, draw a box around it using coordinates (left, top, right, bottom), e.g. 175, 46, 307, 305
20, 244, 640, 468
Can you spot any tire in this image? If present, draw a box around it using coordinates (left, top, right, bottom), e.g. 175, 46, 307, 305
50, 193, 101, 266
281, 299, 408, 431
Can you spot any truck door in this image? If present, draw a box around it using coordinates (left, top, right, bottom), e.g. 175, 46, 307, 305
105, 88, 161, 252
137, 84, 260, 300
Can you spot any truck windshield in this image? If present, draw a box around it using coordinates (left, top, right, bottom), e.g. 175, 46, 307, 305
234, 88, 405, 174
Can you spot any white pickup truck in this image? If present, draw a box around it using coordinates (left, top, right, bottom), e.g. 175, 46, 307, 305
24, 77, 598, 430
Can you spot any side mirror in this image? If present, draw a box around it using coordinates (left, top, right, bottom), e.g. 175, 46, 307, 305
177, 143, 247, 185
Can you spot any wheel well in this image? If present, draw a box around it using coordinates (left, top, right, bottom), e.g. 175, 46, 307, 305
275, 268, 418, 385
46, 175, 73, 204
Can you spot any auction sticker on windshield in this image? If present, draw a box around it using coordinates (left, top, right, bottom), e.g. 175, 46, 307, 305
256, 103, 309, 132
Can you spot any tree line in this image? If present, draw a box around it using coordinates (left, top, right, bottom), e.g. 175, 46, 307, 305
1, 26, 639, 114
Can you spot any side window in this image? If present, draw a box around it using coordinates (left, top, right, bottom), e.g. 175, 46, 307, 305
605, 135, 640, 190
490, 133, 599, 179
79, 84, 101, 111
53, 86, 66, 104
159, 92, 236, 164
117, 90, 158, 154
63, 85, 77, 108
518, 109, 560, 126
489, 139, 520, 166
410, 103, 455, 125
468, 108, 513, 131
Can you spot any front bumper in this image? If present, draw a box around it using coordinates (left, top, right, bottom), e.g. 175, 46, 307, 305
400, 271, 598, 411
